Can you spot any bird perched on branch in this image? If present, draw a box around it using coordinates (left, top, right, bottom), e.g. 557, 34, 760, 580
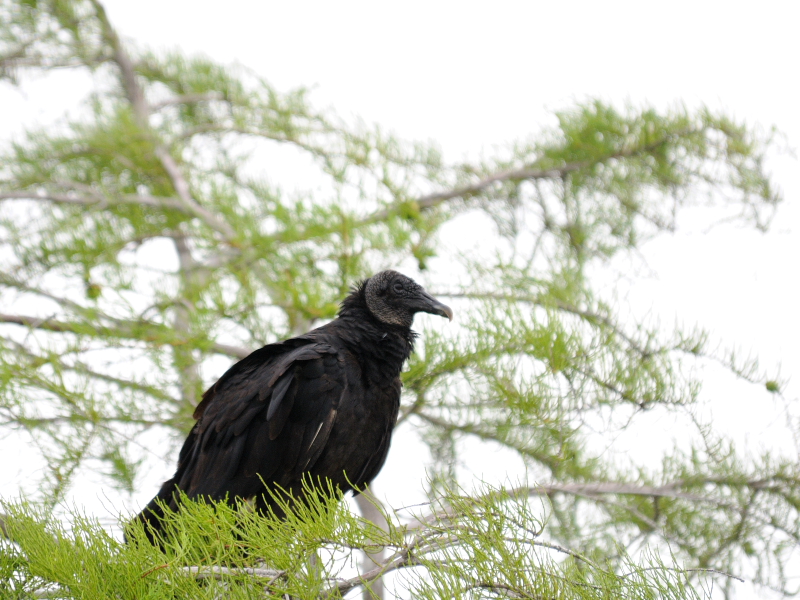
132, 270, 452, 542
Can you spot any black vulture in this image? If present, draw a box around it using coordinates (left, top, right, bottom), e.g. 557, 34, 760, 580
132, 270, 452, 542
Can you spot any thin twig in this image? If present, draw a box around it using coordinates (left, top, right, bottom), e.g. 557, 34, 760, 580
151, 92, 225, 110
322, 534, 426, 599
182, 565, 283, 580
619, 566, 744, 583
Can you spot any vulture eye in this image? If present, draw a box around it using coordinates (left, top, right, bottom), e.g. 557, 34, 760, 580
392, 282, 404, 294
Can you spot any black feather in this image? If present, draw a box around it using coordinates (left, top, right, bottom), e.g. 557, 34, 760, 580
129, 270, 451, 543
266, 373, 293, 420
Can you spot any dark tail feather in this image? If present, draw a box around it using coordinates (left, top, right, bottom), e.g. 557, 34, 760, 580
126, 478, 181, 546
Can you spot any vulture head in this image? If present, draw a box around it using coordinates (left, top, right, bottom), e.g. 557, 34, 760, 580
364, 270, 453, 328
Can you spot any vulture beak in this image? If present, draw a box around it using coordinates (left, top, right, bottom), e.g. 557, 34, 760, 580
415, 290, 454, 321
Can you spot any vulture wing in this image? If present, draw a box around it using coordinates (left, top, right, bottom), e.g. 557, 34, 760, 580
169, 337, 348, 503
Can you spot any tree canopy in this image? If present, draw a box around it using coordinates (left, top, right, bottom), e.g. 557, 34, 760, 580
0, 1, 795, 599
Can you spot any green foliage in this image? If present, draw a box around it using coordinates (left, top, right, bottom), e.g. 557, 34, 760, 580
0, 0, 794, 597
1, 481, 718, 599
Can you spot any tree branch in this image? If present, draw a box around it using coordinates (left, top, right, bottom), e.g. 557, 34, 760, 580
88, 0, 239, 244
0, 513, 9, 541
322, 534, 425, 599
364, 163, 587, 224
417, 164, 587, 209
461, 581, 536, 599
0, 189, 189, 212
151, 92, 225, 111
87, 0, 147, 122
436, 290, 658, 361
525, 481, 719, 505
405, 478, 766, 535
353, 486, 388, 600
181, 565, 282, 580
0, 312, 249, 359
154, 147, 240, 241
367, 130, 696, 225
172, 234, 203, 407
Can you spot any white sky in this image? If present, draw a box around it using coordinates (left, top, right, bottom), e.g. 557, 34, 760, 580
98, 0, 799, 388
1, 2, 798, 598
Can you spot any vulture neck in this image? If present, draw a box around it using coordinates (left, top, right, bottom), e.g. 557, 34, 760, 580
336, 290, 416, 374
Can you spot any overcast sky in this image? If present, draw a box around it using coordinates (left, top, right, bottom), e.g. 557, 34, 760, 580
94, 0, 800, 378
101, 0, 799, 484
84, 0, 799, 366
2, 3, 798, 597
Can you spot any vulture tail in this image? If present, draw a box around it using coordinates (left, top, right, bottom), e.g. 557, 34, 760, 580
126, 478, 180, 546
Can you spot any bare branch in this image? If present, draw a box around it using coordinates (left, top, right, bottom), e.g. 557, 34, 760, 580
0, 513, 9, 541
416, 164, 587, 209
0, 312, 249, 359
617, 565, 745, 583
154, 147, 239, 240
172, 234, 203, 407
87, 0, 147, 122
88, 0, 240, 244
354, 486, 388, 600
0, 189, 189, 212
0, 312, 87, 334
181, 565, 282, 580
367, 130, 696, 225
461, 581, 536, 599
0, 54, 106, 72
213, 342, 251, 359
364, 163, 587, 224
405, 478, 771, 535
322, 534, 425, 599
525, 481, 718, 505
151, 92, 225, 111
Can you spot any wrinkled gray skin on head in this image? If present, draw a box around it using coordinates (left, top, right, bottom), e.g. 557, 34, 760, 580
365, 270, 453, 328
